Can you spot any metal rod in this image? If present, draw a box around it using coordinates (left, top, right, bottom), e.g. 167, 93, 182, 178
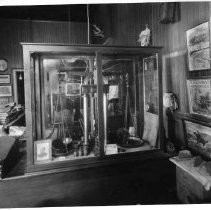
87, 4, 90, 45
103, 93, 108, 146
83, 94, 88, 145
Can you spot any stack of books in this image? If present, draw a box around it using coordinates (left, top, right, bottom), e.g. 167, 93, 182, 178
0, 106, 10, 125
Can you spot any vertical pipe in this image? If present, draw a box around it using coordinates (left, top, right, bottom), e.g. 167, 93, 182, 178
87, 4, 90, 45
133, 59, 138, 136
89, 58, 95, 135
103, 93, 108, 146
96, 52, 105, 156
83, 94, 88, 146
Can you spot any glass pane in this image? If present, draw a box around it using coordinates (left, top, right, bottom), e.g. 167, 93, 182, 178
34, 55, 100, 164
102, 54, 159, 155
143, 54, 159, 149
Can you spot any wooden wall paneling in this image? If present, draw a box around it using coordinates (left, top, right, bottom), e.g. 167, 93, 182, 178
31, 21, 87, 44
0, 18, 87, 108
0, 19, 87, 71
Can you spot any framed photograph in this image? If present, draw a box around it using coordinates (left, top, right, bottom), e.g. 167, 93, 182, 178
187, 79, 211, 117
186, 22, 210, 71
65, 82, 81, 96
34, 139, 52, 164
0, 85, 12, 97
183, 119, 211, 159
0, 75, 10, 84
108, 85, 119, 100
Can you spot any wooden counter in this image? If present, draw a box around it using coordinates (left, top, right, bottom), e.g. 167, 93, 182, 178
0, 150, 176, 207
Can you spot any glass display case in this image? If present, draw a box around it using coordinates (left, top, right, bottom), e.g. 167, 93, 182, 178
22, 44, 163, 173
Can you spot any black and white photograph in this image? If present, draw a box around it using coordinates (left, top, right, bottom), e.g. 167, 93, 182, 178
0, 0, 211, 209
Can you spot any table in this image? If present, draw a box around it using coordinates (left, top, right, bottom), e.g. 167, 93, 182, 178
170, 157, 211, 203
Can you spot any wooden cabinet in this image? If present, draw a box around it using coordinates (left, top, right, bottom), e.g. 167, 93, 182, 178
22, 43, 164, 173
170, 157, 211, 203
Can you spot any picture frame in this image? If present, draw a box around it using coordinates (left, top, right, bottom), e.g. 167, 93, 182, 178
186, 22, 210, 71
183, 119, 211, 159
0, 75, 10, 84
34, 139, 52, 164
0, 85, 12, 97
187, 79, 211, 117
65, 82, 81, 96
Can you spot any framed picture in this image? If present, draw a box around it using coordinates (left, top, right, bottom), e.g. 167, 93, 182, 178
65, 83, 81, 96
187, 79, 211, 117
0, 75, 10, 84
0, 85, 12, 97
186, 22, 210, 71
183, 119, 211, 159
34, 139, 52, 164
108, 85, 119, 100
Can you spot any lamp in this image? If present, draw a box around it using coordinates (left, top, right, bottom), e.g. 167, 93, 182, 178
163, 92, 178, 113
18, 72, 23, 81
163, 92, 179, 155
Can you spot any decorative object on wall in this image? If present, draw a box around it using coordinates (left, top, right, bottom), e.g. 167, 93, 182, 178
0, 59, 8, 72
159, 2, 180, 24
186, 22, 210, 71
0, 75, 10, 84
183, 119, 211, 160
34, 139, 52, 164
92, 24, 105, 39
187, 79, 211, 117
0, 86, 12, 97
137, 24, 151, 46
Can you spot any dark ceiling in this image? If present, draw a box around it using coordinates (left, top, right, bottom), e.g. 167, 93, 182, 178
0, 5, 88, 22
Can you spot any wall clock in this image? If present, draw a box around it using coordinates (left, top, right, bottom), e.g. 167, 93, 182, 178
0, 59, 8, 71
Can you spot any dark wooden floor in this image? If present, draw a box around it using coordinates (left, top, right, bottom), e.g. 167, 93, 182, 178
0, 142, 180, 207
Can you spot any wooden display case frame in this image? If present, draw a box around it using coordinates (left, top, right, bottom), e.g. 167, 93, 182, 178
22, 43, 164, 173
